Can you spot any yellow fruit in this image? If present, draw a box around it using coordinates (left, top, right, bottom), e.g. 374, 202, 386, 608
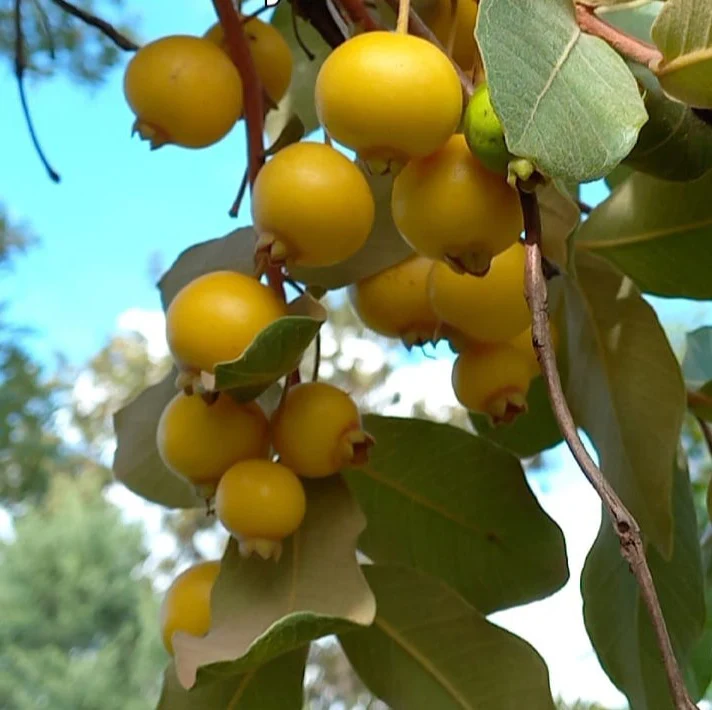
252, 142, 375, 268
509, 322, 560, 377
215, 459, 306, 560
422, 0, 479, 70
166, 270, 288, 374
270, 382, 373, 478
156, 391, 270, 497
452, 343, 532, 424
160, 560, 221, 655
429, 242, 530, 345
315, 31, 463, 166
348, 255, 440, 347
204, 17, 293, 107
123, 35, 243, 149
391, 134, 523, 276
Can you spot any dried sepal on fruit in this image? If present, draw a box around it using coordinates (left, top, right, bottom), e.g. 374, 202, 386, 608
270, 382, 374, 478
156, 391, 270, 499
215, 459, 307, 561
123, 35, 243, 149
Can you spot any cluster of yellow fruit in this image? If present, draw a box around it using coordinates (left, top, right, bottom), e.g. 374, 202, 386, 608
156, 269, 373, 562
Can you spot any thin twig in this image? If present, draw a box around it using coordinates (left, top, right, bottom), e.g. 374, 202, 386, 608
575, 3, 662, 70
518, 187, 695, 710
311, 331, 322, 382
14, 0, 60, 183
49, 0, 138, 51
696, 416, 712, 460
577, 199, 592, 214
30, 0, 56, 59
688, 388, 712, 412
228, 168, 249, 218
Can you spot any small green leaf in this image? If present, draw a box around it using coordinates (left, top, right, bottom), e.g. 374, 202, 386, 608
652, 0, 712, 108
287, 169, 414, 290
158, 228, 257, 311
344, 415, 569, 614
682, 327, 712, 388
265, 3, 332, 142
157, 648, 308, 709
582, 452, 706, 708
209, 294, 327, 400
264, 113, 306, 156
112, 370, 201, 509
476, 0, 648, 182
563, 252, 685, 556
339, 565, 556, 710
576, 171, 712, 299
172, 476, 376, 689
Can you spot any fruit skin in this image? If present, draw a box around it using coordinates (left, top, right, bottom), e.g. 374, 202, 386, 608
348, 255, 440, 347
509, 322, 560, 377
463, 83, 515, 176
422, 0, 479, 70
452, 343, 532, 424
252, 142, 375, 268
429, 242, 530, 345
215, 459, 306, 560
160, 560, 221, 655
205, 18, 293, 107
315, 31, 463, 165
123, 35, 243, 149
166, 270, 288, 375
271, 382, 373, 478
156, 391, 270, 496
392, 133, 523, 276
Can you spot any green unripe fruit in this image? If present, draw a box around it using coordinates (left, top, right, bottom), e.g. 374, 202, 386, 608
463, 83, 514, 176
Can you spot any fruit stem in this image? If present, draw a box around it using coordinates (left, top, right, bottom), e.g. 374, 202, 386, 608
519, 186, 696, 710
396, 0, 411, 33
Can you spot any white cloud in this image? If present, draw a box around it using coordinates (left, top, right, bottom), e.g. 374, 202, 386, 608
115, 307, 168, 361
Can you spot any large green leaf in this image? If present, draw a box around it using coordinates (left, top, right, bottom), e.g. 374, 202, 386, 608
687, 526, 712, 699
287, 169, 414, 290
682, 327, 712, 421
344, 415, 568, 614
339, 565, 556, 710
598, 2, 664, 41
265, 2, 332, 142
582, 453, 706, 709
538, 180, 581, 270
563, 252, 686, 556
112, 369, 202, 509
476, 0, 648, 182
652, 0, 712, 109
172, 476, 376, 689
575, 171, 712, 299
157, 648, 308, 709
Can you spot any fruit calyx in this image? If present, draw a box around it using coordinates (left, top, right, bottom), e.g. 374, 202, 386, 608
443, 251, 493, 278
237, 536, 284, 562
255, 232, 290, 268
487, 390, 528, 425
338, 428, 376, 468
131, 118, 171, 150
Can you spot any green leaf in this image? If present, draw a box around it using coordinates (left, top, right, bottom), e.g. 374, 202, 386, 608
470, 375, 563, 459
344, 415, 569, 614
112, 369, 201, 509
598, 1, 663, 42
157, 648, 308, 709
605, 165, 635, 191
687, 526, 712, 698
287, 169, 414, 290
652, 0, 712, 108
158, 228, 257, 311
207, 294, 326, 400
264, 113, 306, 156
682, 327, 712, 388
339, 565, 556, 710
172, 476, 376, 689
575, 171, 712, 299
476, 0, 648, 182
582, 452, 706, 709
538, 180, 581, 270
623, 64, 712, 181
265, 3, 332, 142
563, 252, 685, 556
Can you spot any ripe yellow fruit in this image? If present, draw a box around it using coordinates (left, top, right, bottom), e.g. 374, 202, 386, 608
315, 31, 463, 167
429, 242, 530, 345
509, 322, 560, 377
271, 382, 373, 478
156, 391, 270, 497
348, 255, 440, 347
391, 134, 523, 276
166, 270, 288, 374
252, 142, 375, 268
215, 459, 306, 560
123, 35, 243, 149
160, 560, 221, 655
422, 0, 479, 70
452, 343, 532, 424
204, 18, 293, 107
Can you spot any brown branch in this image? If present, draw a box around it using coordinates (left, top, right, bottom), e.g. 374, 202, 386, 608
696, 416, 712, 461
291, 0, 346, 49
49, 0, 138, 51
575, 3, 662, 70
14, 0, 60, 182
339, 0, 379, 30
518, 187, 696, 710
687, 388, 712, 412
